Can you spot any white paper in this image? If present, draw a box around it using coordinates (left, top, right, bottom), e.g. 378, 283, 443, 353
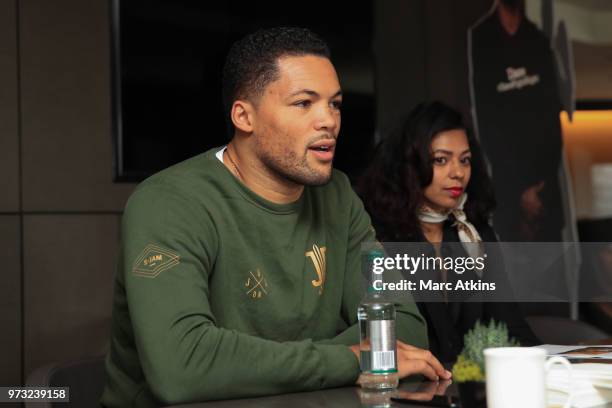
547, 363, 612, 407
535, 344, 612, 360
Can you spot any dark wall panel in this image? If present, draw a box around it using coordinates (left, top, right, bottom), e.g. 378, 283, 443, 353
0, 0, 19, 212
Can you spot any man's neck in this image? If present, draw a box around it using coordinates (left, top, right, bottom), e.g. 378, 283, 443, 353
497, 2, 523, 36
224, 141, 304, 204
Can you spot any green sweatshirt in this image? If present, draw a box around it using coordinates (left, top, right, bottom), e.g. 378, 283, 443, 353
101, 147, 427, 407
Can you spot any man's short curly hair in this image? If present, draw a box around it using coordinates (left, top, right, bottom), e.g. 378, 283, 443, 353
221, 27, 331, 135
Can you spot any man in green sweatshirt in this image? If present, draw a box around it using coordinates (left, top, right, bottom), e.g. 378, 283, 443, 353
101, 26, 450, 407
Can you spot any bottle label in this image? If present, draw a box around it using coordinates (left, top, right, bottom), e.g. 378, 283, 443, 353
371, 351, 396, 372
369, 320, 397, 373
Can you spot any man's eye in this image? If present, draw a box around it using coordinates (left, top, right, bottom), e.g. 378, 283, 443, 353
294, 100, 312, 108
331, 100, 342, 110
433, 157, 447, 165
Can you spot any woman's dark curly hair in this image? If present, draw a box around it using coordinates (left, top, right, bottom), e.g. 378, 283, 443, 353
357, 101, 495, 241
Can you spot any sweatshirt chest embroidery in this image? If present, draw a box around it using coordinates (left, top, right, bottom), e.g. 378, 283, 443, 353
132, 244, 180, 278
305, 244, 327, 295
245, 268, 268, 299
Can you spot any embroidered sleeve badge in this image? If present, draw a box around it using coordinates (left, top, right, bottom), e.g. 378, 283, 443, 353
132, 244, 180, 278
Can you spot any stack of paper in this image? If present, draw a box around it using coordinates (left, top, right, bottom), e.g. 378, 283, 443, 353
538, 345, 612, 360
547, 363, 612, 408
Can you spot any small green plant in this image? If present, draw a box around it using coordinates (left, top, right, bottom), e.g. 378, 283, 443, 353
452, 319, 519, 382
452, 355, 484, 382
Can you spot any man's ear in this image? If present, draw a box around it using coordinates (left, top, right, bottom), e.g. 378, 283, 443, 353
231, 100, 255, 133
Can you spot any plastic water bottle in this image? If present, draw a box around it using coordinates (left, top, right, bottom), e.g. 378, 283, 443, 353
358, 249, 399, 390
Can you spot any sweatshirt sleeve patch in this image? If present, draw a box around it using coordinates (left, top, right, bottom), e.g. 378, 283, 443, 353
132, 244, 180, 278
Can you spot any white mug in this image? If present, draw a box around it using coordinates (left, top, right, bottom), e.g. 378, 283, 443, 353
484, 347, 572, 408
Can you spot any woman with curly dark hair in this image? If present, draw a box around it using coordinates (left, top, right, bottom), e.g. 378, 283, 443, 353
358, 101, 537, 363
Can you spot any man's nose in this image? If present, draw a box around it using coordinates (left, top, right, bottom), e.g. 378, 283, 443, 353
314, 104, 339, 132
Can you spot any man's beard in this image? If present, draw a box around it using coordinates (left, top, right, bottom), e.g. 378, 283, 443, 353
254, 138, 333, 187
259, 148, 333, 187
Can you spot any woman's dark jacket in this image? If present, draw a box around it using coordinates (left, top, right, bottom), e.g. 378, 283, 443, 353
372, 215, 539, 364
